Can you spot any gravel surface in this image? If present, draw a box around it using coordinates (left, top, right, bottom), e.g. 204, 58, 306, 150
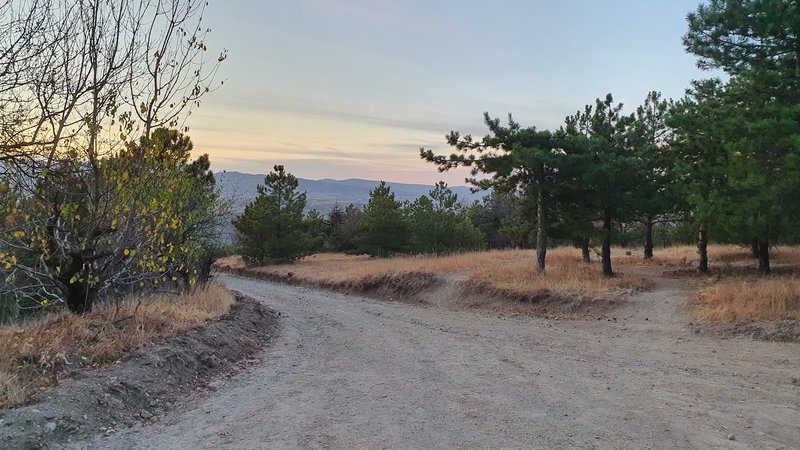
76, 270, 800, 449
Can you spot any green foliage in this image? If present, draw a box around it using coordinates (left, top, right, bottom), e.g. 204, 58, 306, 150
406, 182, 485, 254
234, 165, 319, 264
466, 192, 516, 249
422, 113, 576, 272
676, 1, 800, 273
327, 203, 363, 252
304, 209, 329, 254
562, 94, 650, 275
0, 128, 224, 314
684, 0, 800, 83
353, 182, 410, 257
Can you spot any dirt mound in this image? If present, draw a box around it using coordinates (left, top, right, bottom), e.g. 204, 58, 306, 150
455, 280, 621, 319
222, 265, 621, 319
222, 266, 439, 303
0, 295, 278, 450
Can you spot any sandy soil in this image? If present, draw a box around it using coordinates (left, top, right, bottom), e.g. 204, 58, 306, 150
73, 269, 799, 449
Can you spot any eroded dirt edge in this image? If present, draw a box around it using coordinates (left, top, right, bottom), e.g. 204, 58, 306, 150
0, 294, 279, 449
218, 266, 633, 320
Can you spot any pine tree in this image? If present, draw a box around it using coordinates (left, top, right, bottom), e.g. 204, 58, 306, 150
563, 94, 647, 277
233, 165, 317, 264
682, 0, 800, 274
407, 182, 484, 254
353, 182, 409, 257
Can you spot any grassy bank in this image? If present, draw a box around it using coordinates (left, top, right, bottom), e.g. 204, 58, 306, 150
695, 277, 800, 322
216, 248, 649, 311
0, 283, 234, 408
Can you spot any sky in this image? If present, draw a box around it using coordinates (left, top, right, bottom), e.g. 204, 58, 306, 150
188, 0, 713, 185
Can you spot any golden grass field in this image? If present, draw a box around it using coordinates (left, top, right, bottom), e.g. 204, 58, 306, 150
218, 244, 800, 325
0, 283, 234, 408
215, 248, 650, 307
615, 244, 800, 269
695, 277, 800, 322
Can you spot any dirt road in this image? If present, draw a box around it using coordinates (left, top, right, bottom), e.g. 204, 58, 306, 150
77, 270, 800, 449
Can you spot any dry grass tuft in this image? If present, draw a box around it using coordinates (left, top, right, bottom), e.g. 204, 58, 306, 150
0, 282, 234, 408
695, 277, 800, 322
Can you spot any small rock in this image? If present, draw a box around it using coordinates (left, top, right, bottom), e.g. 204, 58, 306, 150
727, 434, 736, 441
140, 410, 153, 420
45, 422, 57, 433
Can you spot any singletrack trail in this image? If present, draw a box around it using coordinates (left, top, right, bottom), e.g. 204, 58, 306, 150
76, 269, 800, 449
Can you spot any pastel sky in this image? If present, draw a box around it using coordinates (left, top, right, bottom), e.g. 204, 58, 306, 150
189, 0, 712, 185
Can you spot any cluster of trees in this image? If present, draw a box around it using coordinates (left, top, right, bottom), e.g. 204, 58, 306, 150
422, 1, 800, 277
234, 167, 485, 263
0, 0, 226, 320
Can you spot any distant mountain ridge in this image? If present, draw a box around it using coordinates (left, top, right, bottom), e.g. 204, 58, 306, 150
216, 171, 485, 213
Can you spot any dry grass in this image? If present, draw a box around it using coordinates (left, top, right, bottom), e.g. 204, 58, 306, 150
215, 249, 583, 283
616, 244, 800, 271
468, 259, 648, 301
695, 277, 800, 322
216, 248, 649, 310
0, 283, 234, 408
613, 245, 800, 322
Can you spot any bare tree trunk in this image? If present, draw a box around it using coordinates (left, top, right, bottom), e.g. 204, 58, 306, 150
602, 210, 613, 277
535, 187, 546, 274
758, 240, 771, 275
644, 216, 654, 259
581, 237, 591, 263
751, 238, 759, 259
697, 226, 708, 273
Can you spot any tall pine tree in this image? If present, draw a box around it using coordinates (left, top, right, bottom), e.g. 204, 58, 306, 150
233, 165, 317, 264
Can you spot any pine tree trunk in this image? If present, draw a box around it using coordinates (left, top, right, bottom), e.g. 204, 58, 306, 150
535, 187, 547, 274
581, 237, 591, 263
697, 226, 709, 273
758, 240, 771, 275
602, 211, 613, 277
644, 216, 654, 260
751, 238, 759, 259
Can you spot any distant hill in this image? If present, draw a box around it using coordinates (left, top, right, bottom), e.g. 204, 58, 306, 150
216, 171, 485, 214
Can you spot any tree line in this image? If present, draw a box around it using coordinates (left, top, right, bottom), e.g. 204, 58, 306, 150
232, 163, 698, 266
233, 165, 487, 263
419, 0, 800, 277
236, 1, 800, 281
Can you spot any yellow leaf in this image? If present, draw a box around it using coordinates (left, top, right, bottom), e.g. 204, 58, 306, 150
123, 249, 130, 256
